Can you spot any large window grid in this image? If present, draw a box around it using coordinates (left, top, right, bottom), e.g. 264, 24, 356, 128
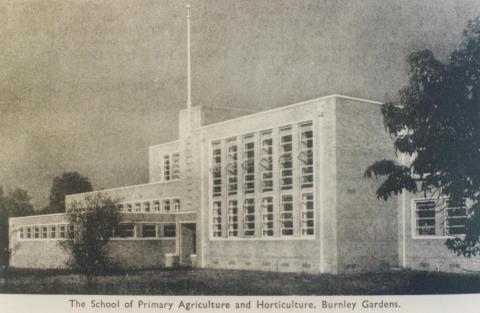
299, 123, 314, 189
209, 120, 316, 240
260, 131, 273, 192
243, 135, 255, 194
279, 127, 293, 190
228, 199, 239, 237
243, 198, 255, 236
262, 197, 274, 237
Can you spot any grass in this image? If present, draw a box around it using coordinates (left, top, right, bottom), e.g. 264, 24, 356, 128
1, 267, 480, 295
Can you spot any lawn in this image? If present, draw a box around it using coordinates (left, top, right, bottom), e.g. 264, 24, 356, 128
1, 267, 480, 295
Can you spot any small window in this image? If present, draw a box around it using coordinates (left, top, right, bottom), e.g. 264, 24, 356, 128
228, 199, 238, 237
34, 227, 40, 239
142, 224, 156, 238
42, 226, 48, 239
18, 227, 24, 240
116, 224, 135, 238
243, 198, 255, 236
212, 201, 222, 237
163, 199, 171, 213
118, 204, 124, 212
280, 194, 294, 236
173, 199, 180, 212
143, 202, 151, 213
59, 225, 66, 239
50, 226, 56, 239
26, 227, 32, 239
262, 197, 274, 237
153, 201, 160, 212
126, 203, 133, 213
163, 155, 171, 181
172, 153, 180, 180
163, 224, 176, 237
135, 203, 141, 212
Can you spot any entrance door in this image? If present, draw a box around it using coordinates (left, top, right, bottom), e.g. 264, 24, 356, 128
180, 223, 196, 266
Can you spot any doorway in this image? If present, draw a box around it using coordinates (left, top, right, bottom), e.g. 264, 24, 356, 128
180, 223, 196, 266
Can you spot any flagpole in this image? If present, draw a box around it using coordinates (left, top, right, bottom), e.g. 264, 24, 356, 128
186, 4, 192, 132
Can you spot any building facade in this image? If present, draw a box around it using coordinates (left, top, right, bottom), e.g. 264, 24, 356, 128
9, 95, 480, 273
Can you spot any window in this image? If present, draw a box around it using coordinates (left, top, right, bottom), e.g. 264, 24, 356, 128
228, 199, 238, 237
243, 135, 255, 194
59, 225, 66, 239
211, 142, 222, 197
414, 199, 467, 236
153, 201, 160, 212
279, 127, 293, 190
226, 140, 238, 196
173, 199, 180, 212
142, 224, 157, 238
280, 194, 294, 236
116, 224, 135, 238
163, 224, 176, 237
212, 201, 222, 237
301, 192, 314, 236
118, 204, 124, 212
163, 199, 171, 213
26, 227, 31, 239
42, 226, 48, 239
415, 201, 437, 236
18, 227, 24, 240
50, 226, 56, 239
243, 198, 255, 236
299, 122, 314, 189
260, 131, 273, 192
262, 197, 274, 237
144, 202, 150, 213
68, 225, 74, 238
172, 153, 180, 180
163, 155, 171, 181
126, 203, 133, 213
135, 203, 141, 212
446, 200, 467, 235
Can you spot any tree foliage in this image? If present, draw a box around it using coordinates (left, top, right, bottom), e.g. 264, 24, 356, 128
365, 17, 480, 256
0, 186, 34, 266
60, 194, 120, 280
46, 172, 93, 214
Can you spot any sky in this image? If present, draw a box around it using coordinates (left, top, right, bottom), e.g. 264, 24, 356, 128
1, 0, 480, 209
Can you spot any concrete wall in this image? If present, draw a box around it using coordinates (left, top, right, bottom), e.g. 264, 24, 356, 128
196, 96, 337, 273
9, 214, 70, 268
9, 213, 181, 269
334, 97, 398, 272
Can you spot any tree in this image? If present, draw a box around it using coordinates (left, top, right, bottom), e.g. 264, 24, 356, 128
365, 17, 480, 257
60, 194, 121, 283
0, 186, 34, 266
46, 172, 93, 214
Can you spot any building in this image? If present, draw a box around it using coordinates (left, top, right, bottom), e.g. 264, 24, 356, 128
8, 94, 480, 273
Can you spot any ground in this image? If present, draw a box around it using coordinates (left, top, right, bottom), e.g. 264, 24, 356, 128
1, 268, 480, 295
